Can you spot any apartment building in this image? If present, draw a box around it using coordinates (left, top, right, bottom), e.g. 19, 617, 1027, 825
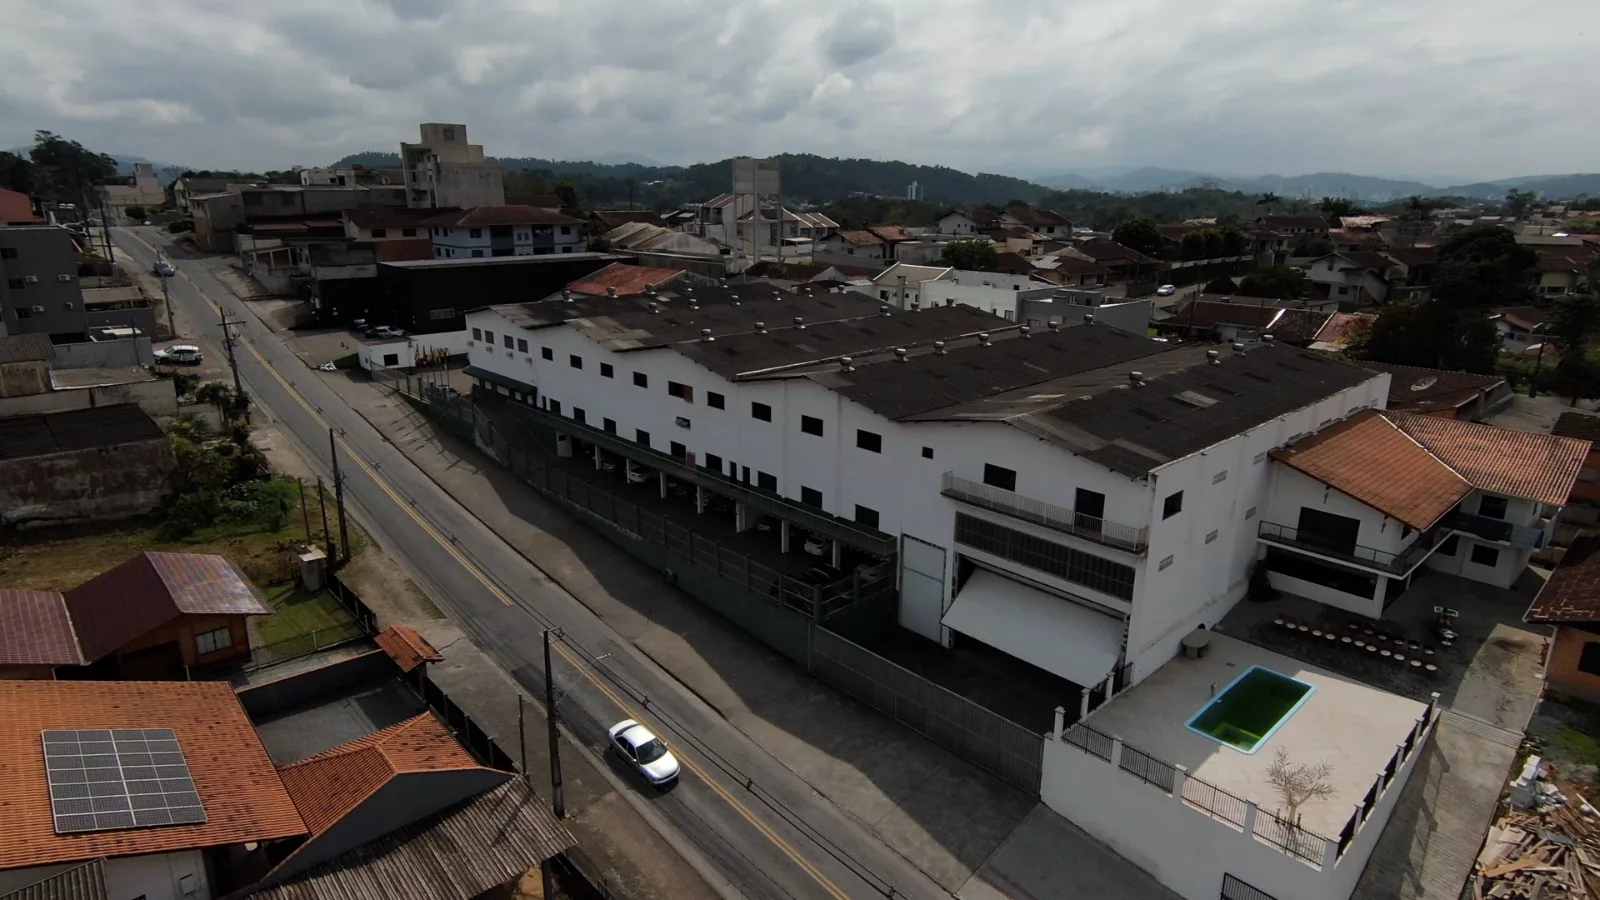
424, 205, 584, 258
1, 225, 86, 340
400, 123, 505, 210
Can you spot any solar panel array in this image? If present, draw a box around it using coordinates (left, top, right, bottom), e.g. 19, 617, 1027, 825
42, 728, 207, 834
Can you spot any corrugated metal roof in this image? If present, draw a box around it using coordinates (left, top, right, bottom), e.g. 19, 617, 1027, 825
0, 858, 107, 900
63, 552, 270, 662
0, 404, 164, 461
245, 779, 574, 900
0, 589, 84, 666
0, 333, 54, 365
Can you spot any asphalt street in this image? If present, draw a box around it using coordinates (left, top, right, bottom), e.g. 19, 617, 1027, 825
114, 228, 949, 900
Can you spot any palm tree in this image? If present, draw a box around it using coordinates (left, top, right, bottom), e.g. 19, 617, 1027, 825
1318, 196, 1356, 220
1405, 195, 1434, 222
1256, 192, 1281, 214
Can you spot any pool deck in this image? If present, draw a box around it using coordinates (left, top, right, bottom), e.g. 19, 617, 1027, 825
1083, 632, 1429, 837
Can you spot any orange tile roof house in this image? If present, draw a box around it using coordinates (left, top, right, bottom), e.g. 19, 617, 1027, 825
1553, 412, 1600, 503
0, 681, 306, 897
1262, 408, 1588, 616
566, 261, 687, 298
1526, 535, 1600, 702
0, 552, 272, 680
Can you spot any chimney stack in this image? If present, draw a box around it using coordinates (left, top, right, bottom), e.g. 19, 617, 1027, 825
648, 301, 660, 314
978, 332, 991, 346
1019, 324, 1032, 339
1262, 333, 1276, 345
880, 304, 892, 316
794, 316, 805, 329
1048, 320, 1061, 332
606, 286, 617, 298
755, 321, 766, 333
1232, 342, 1246, 354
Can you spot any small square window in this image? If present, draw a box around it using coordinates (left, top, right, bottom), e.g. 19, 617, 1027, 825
855, 505, 880, 528
548, 399, 562, 415
517, 338, 528, 353
471, 327, 482, 340
757, 471, 777, 491
634, 372, 649, 388
570, 354, 583, 369
670, 441, 687, 459
801, 486, 823, 507
705, 452, 724, 474
668, 381, 693, 402
542, 346, 553, 360
636, 429, 650, 448
469, 227, 482, 239
1579, 641, 1600, 677
921, 447, 934, 459
1158, 555, 1174, 571
801, 415, 824, 436
752, 402, 772, 422
196, 626, 233, 655
1438, 535, 1459, 556
601, 362, 614, 378
708, 391, 725, 409
857, 430, 882, 453
503, 335, 514, 349
573, 408, 586, 424
603, 417, 616, 433
1470, 544, 1500, 568
372, 227, 390, 238
1478, 495, 1509, 520
982, 464, 1017, 492
1163, 491, 1184, 519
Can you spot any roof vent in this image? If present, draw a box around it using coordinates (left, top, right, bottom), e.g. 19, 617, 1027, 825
1019, 324, 1032, 339
648, 301, 660, 314
978, 332, 991, 346
894, 347, 909, 362
880, 304, 892, 316
606, 286, 617, 298
794, 316, 805, 329
562, 289, 572, 301
1129, 371, 1145, 386
1206, 349, 1221, 365
1083, 313, 1095, 326
1262, 333, 1275, 345
685, 286, 694, 293
911, 298, 921, 310
1048, 320, 1061, 332
840, 356, 855, 371
701, 328, 714, 342
1232, 342, 1246, 354
755, 321, 767, 333
934, 340, 947, 355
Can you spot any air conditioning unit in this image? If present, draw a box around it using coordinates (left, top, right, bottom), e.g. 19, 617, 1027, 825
63, 302, 73, 309
30, 305, 44, 313
57, 274, 72, 282
23, 275, 38, 283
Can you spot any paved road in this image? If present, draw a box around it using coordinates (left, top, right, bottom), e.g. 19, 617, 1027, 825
116, 228, 948, 900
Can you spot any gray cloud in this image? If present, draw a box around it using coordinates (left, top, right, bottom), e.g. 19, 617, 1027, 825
0, 0, 1593, 182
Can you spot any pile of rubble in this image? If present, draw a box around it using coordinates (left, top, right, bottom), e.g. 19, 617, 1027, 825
1475, 755, 1600, 898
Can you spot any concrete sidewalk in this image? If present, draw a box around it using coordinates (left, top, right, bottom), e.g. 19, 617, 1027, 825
316, 370, 1046, 893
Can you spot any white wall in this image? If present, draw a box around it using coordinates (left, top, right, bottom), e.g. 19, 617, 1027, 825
106, 849, 211, 900
360, 329, 470, 370
1266, 465, 1408, 558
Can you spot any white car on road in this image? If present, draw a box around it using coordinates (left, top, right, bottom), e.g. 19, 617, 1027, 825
608, 720, 680, 786
1156, 284, 1177, 296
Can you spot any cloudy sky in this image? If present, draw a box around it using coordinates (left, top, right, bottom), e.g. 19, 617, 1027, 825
0, 0, 1593, 183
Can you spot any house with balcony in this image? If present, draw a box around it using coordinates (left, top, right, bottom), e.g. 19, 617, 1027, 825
1259, 409, 1585, 617
424, 205, 584, 259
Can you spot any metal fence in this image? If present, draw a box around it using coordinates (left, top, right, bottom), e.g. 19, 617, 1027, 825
809, 626, 1045, 793
1063, 722, 1114, 762
1118, 741, 1176, 792
1253, 807, 1325, 866
1180, 773, 1253, 830
1221, 873, 1281, 900
245, 620, 371, 669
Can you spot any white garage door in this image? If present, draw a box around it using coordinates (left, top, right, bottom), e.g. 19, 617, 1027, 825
899, 535, 948, 643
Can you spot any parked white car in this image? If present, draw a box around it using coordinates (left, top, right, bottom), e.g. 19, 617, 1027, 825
803, 535, 830, 557
625, 463, 655, 485
154, 344, 203, 365
608, 720, 680, 786
1156, 284, 1177, 296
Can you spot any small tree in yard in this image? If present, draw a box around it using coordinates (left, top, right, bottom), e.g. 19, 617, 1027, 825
938, 239, 1001, 272
1266, 746, 1336, 825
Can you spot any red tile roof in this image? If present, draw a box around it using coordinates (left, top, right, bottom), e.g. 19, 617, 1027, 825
0, 681, 305, 869
276, 714, 499, 837
0, 589, 84, 667
421, 205, 582, 227
1389, 411, 1590, 506
867, 225, 914, 242
373, 625, 442, 673
63, 553, 271, 662
835, 229, 884, 247
1271, 410, 1469, 530
566, 262, 686, 297
1553, 412, 1600, 443
1527, 534, 1600, 623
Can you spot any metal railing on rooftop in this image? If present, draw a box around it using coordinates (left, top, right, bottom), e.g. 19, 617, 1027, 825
1256, 520, 1446, 576
941, 472, 1148, 553
1448, 511, 1545, 549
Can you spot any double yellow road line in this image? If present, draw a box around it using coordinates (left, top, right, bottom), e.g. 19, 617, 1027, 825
123, 231, 852, 900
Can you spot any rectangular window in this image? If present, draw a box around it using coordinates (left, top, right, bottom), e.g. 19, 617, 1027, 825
670, 441, 687, 459
484, 330, 495, 344
402, 227, 416, 237
922, 447, 934, 459
1296, 507, 1361, 556
801, 415, 824, 436
601, 362, 615, 378
469, 227, 482, 238
541, 346, 553, 360
856, 430, 882, 453
1212, 471, 1228, 484
636, 429, 650, 448
855, 505, 880, 529
707, 391, 725, 409
1478, 494, 1509, 520
603, 417, 616, 434
1158, 555, 1174, 570
634, 372, 648, 388
471, 327, 482, 340
983, 464, 1017, 492
517, 338, 528, 353
0, 247, 16, 259
472, 249, 484, 258
752, 402, 772, 422
954, 513, 1136, 600
705, 452, 724, 474
1438, 534, 1459, 556
757, 471, 777, 491
503, 335, 513, 349
1205, 529, 1219, 544
548, 399, 561, 415
195, 627, 232, 655
1579, 641, 1600, 677
6, 278, 24, 290
1470, 544, 1500, 568
1163, 491, 1184, 519
801, 486, 823, 507
668, 381, 694, 402
570, 354, 583, 369
372, 227, 389, 237
573, 408, 586, 424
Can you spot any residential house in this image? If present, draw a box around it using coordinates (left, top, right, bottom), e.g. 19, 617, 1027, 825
0, 552, 271, 680
1494, 305, 1549, 351
919, 268, 1054, 321
1524, 535, 1600, 703
1000, 207, 1072, 238
602, 221, 724, 257
813, 229, 897, 270
741, 261, 875, 290
341, 207, 444, 246
1358, 361, 1512, 421
869, 262, 953, 308
935, 209, 1004, 235
171, 176, 234, 214
0, 332, 174, 418
567, 261, 688, 298
1534, 247, 1594, 297
297, 167, 357, 186
1164, 298, 1328, 344
192, 185, 406, 253
99, 163, 165, 221
0, 680, 307, 900
591, 209, 668, 230
1060, 239, 1161, 284
1033, 254, 1111, 288
0, 404, 173, 528
400, 122, 506, 210
1257, 214, 1330, 239
423, 205, 584, 259
1552, 412, 1600, 504
1382, 246, 1437, 299
0, 186, 39, 224
694, 194, 837, 254
1304, 251, 1396, 305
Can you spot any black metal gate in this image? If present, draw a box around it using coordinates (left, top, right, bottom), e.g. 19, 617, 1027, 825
1221, 873, 1280, 900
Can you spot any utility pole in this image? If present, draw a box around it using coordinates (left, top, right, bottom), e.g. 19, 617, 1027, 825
543, 629, 565, 818
329, 427, 350, 563
160, 270, 175, 339
316, 475, 335, 561
297, 477, 312, 543
218, 311, 247, 411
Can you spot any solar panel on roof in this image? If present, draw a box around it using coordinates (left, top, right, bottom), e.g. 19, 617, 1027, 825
42, 728, 207, 834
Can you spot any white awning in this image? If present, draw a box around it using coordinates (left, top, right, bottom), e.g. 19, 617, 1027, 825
942, 569, 1126, 687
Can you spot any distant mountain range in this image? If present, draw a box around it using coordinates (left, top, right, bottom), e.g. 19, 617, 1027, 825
1031, 167, 1600, 201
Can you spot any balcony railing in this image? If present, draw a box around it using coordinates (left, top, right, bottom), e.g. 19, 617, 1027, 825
940, 472, 1148, 553
1257, 521, 1447, 577
1448, 512, 1545, 550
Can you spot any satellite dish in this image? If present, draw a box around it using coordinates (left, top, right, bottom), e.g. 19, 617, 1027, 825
1409, 376, 1438, 392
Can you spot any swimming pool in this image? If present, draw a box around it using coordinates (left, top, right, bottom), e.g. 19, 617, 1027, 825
1185, 665, 1314, 754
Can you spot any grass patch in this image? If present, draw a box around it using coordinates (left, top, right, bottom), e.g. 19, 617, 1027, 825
252, 582, 359, 647
1548, 726, 1600, 768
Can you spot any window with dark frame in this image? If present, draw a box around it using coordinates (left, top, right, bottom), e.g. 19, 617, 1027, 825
801, 486, 823, 507
922, 447, 934, 459
636, 429, 650, 447
757, 471, 777, 491
634, 372, 648, 388
1477, 494, 1509, 520
668, 381, 694, 402
503, 335, 513, 349
601, 362, 614, 378
752, 402, 772, 421
705, 452, 724, 474
570, 354, 583, 369
670, 441, 687, 458
541, 346, 553, 360
954, 513, 1135, 600
1163, 491, 1184, 519
801, 415, 824, 436
857, 430, 882, 453
1470, 544, 1500, 567
982, 464, 1017, 492
855, 505, 880, 528
517, 338, 528, 353
603, 418, 616, 433
573, 408, 586, 424
548, 399, 562, 415
1579, 641, 1600, 677
708, 391, 725, 409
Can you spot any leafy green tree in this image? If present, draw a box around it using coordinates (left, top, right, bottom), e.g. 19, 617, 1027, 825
1548, 292, 1600, 403
0, 151, 36, 194
1318, 197, 1356, 220
1112, 216, 1162, 256
553, 180, 580, 212
1502, 188, 1538, 219
28, 130, 117, 208
939, 239, 1002, 271
1218, 227, 1246, 256
1431, 224, 1538, 309
1350, 300, 1500, 374
124, 205, 146, 220
1179, 231, 1208, 260
1256, 192, 1281, 213
1236, 265, 1307, 299
1403, 194, 1436, 222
